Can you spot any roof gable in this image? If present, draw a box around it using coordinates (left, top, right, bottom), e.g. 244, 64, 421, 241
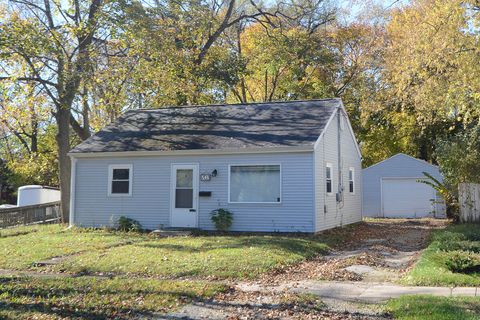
363, 153, 438, 172
70, 99, 342, 154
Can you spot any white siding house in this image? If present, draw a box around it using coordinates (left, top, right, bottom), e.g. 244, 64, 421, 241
362, 153, 445, 218
69, 99, 362, 233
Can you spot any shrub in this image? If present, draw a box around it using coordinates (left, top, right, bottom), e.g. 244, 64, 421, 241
210, 208, 233, 231
445, 251, 480, 273
117, 216, 143, 232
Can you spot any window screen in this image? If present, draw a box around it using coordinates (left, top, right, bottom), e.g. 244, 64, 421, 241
326, 165, 332, 194
230, 165, 280, 203
110, 166, 131, 195
349, 168, 354, 193
175, 169, 193, 208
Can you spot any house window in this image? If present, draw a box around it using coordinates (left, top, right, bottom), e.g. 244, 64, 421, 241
229, 165, 281, 203
326, 163, 332, 194
349, 167, 355, 194
108, 164, 132, 196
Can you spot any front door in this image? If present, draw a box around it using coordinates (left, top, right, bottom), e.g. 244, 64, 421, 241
171, 164, 198, 228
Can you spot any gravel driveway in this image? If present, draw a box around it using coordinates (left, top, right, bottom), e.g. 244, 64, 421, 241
161, 218, 449, 320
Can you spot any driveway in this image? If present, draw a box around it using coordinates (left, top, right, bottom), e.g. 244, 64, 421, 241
164, 218, 450, 319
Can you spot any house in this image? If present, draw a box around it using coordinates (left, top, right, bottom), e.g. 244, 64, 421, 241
362, 153, 446, 218
68, 99, 362, 233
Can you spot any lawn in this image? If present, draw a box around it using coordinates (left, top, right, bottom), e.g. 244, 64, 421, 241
0, 275, 225, 319
55, 235, 329, 279
0, 224, 146, 269
0, 224, 330, 279
387, 295, 480, 320
403, 223, 480, 286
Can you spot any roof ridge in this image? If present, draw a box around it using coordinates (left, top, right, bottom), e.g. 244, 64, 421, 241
125, 98, 341, 113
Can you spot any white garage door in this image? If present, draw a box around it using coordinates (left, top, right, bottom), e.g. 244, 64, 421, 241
382, 178, 436, 218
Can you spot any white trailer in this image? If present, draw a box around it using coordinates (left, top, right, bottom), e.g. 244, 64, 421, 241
17, 185, 61, 207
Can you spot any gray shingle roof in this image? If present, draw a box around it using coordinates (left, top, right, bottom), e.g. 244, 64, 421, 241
70, 99, 341, 154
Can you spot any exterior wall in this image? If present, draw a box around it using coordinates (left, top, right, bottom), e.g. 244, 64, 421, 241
314, 110, 363, 232
73, 152, 315, 232
362, 154, 444, 217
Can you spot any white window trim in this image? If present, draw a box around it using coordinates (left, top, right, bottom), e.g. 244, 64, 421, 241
326, 162, 333, 195
228, 164, 282, 204
349, 167, 355, 195
108, 164, 133, 197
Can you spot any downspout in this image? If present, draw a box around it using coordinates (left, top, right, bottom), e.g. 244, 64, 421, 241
69, 157, 77, 227
337, 109, 345, 225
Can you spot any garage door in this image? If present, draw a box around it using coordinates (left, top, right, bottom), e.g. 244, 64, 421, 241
382, 178, 436, 218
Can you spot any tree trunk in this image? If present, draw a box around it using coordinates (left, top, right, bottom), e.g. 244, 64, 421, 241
55, 106, 71, 223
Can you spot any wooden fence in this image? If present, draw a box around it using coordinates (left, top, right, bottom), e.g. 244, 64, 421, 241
459, 183, 480, 223
0, 201, 62, 228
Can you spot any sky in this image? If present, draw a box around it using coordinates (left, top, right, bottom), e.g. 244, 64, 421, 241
338, 0, 411, 22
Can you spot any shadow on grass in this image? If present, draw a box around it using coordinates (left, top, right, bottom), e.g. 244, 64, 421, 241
0, 278, 209, 320
136, 236, 329, 256
0, 301, 115, 320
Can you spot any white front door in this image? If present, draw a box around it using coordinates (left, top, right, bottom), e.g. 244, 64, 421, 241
170, 164, 198, 228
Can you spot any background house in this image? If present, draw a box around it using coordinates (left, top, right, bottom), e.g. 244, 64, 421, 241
362, 153, 446, 218
69, 99, 362, 233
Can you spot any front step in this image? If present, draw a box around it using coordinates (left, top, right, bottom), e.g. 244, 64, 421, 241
150, 229, 193, 237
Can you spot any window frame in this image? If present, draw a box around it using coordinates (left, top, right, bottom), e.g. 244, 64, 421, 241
228, 164, 282, 204
108, 164, 133, 197
348, 167, 355, 195
326, 163, 333, 195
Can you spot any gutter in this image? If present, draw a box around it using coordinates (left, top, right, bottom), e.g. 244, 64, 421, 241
69, 157, 77, 227
67, 145, 314, 158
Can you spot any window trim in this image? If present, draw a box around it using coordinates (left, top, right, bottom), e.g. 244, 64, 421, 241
228, 163, 282, 204
349, 167, 355, 195
108, 164, 133, 197
326, 163, 333, 195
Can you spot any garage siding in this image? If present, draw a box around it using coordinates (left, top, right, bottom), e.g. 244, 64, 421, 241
362, 154, 444, 217
314, 110, 362, 232
73, 152, 315, 232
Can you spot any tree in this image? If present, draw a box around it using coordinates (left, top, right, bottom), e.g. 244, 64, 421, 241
0, 0, 107, 221
436, 124, 480, 187
380, 0, 480, 161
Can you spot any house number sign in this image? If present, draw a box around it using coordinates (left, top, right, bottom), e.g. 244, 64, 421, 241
200, 173, 211, 181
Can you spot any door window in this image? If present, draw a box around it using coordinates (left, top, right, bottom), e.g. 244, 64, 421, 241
175, 169, 193, 208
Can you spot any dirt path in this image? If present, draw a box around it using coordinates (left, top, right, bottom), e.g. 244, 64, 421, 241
248, 218, 449, 285
163, 218, 449, 319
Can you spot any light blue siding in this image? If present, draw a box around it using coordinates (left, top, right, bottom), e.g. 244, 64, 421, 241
73, 152, 315, 232
314, 109, 363, 232
362, 153, 444, 217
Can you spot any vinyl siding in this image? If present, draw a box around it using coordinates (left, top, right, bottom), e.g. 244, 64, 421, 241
314, 110, 362, 232
362, 154, 445, 217
73, 152, 315, 232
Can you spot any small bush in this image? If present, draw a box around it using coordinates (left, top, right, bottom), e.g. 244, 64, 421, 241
438, 240, 480, 253
445, 251, 480, 273
210, 208, 233, 231
117, 216, 143, 232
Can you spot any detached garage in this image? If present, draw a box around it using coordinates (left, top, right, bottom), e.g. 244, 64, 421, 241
362, 153, 445, 218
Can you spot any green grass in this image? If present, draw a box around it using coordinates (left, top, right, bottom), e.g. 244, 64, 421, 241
0, 275, 225, 319
0, 224, 330, 279
387, 295, 480, 320
403, 224, 480, 286
0, 224, 146, 269
55, 235, 329, 279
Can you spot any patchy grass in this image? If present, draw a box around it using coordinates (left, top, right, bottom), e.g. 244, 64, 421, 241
0, 275, 225, 319
0, 224, 330, 279
403, 224, 480, 286
0, 224, 146, 269
55, 235, 330, 279
386, 295, 480, 320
